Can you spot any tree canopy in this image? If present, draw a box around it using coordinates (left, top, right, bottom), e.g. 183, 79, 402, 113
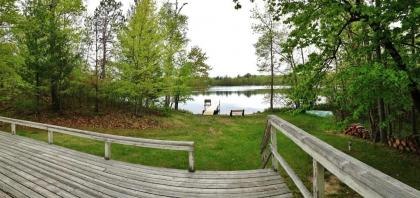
0, 0, 211, 115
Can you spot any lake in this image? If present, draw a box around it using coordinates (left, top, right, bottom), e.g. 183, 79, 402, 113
178, 86, 291, 115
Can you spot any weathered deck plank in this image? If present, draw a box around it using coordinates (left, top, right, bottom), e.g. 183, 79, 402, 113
0, 190, 12, 198
0, 131, 290, 198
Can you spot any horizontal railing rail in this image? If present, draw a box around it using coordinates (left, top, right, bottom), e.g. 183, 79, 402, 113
0, 116, 195, 172
261, 115, 420, 198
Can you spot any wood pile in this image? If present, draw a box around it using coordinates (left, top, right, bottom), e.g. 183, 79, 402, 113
344, 123, 370, 140
388, 136, 419, 154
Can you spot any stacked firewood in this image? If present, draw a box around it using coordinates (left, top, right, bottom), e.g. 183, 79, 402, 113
388, 136, 419, 154
344, 124, 370, 139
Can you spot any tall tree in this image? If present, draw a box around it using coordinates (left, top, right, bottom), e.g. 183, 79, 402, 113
86, 0, 124, 112
251, 4, 282, 111
118, 0, 163, 114
159, 0, 188, 108
172, 46, 211, 110
21, 0, 84, 112
92, 0, 124, 79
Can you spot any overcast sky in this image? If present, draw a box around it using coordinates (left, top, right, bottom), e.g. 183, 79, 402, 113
86, 0, 260, 77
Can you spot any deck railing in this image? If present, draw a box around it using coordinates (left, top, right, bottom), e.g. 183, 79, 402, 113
0, 116, 195, 172
261, 115, 420, 198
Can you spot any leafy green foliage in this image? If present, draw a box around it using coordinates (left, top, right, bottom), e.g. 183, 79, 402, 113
18, 0, 85, 112
1, 0, 211, 114
118, 0, 163, 111
0, 0, 28, 108
239, 0, 420, 139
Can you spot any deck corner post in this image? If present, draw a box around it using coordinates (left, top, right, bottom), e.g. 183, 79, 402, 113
188, 150, 195, 172
11, 123, 16, 135
313, 159, 325, 198
48, 129, 53, 144
105, 141, 111, 160
270, 126, 279, 171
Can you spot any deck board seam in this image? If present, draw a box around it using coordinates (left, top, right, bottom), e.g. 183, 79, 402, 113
0, 143, 165, 198
0, 132, 280, 179
0, 142, 288, 194
0, 146, 119, 198
0, 131, 291, 197
0, 131, 273, 175
0, 138, 288, 196
0, 133, 283, 183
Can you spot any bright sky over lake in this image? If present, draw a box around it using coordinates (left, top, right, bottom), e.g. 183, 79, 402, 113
86, 0, 260, 77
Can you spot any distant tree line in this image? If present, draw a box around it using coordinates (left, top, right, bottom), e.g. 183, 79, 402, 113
0, 0, 211, 115
209, 74, 287, 86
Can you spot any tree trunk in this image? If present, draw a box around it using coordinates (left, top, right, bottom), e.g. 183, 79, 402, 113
79, 88, 82, 108
100, 19, 108, 79
165, 96, 171, 108
412, 106, 417, 135
386, 104, 393, 138
95, 82, 99, 113
300, 47, 305, 65
377, 98, 387, 143
35, 72, 40, 114
269, 32, 274, 111
411, 27, 417, 136
174, 94, 180, 110
375, 31, 387, 143
289, 53, 300, 108
369, 109, 379, 142
94, 21, 100, 113
134, 97, 138, 115
51, 80, 60, 112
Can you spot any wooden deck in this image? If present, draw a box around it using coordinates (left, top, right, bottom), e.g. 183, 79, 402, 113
0, 131, 292, 198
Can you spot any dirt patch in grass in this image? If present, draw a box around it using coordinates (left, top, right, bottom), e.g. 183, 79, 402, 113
325, 175, 341, 196
309, 174, 354, 197
208, 127, 222, 136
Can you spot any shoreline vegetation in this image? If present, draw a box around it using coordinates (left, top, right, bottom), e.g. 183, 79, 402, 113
1, 110, 418, 197
208, 74, 288, 86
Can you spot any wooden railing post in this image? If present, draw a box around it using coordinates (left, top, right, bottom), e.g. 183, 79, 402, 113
104, 141, 111, 160
270, 126, 279, 171
313, 159, 325, 198
11, 123, 16, 135
48, 129, 53, 144
188, 150, 195, 172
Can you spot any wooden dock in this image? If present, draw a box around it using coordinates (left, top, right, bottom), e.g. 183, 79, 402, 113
202, 105, 219, 115
0, 131, 291, 198
202, 99, 220, 115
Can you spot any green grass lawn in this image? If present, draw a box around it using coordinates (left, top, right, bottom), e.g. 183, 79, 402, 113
3, 112, 419, 197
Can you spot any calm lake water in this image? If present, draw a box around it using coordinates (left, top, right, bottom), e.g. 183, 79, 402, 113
179, 86, 291, 115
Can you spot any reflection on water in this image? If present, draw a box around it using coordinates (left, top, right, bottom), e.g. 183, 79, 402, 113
203, 85, 290, 92
193, 90, 264, 98
179, 86, 290, 115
